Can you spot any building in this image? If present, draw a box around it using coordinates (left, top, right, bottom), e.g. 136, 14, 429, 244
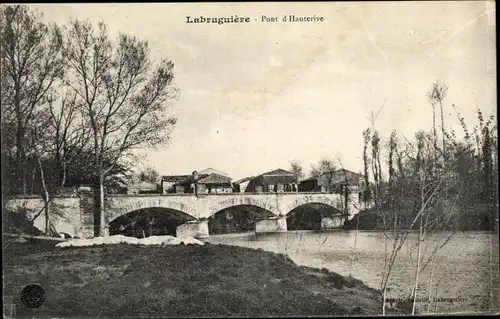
245, 169, 298, 193
174, 171, 233, 194
232, 176, 254, 193
298, 169, 363, 193
161, 168, 231, 194
161, 175, 191, 194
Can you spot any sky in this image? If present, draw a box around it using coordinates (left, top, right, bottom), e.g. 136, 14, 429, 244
30, 2, 496, 181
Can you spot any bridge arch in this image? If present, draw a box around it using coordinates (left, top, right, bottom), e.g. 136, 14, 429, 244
285, 194, 344, 216
206, 196, 280, 218
286, 202, 344, 218
105, 197, 198, 224
108, 206, 197, 237
208, 204, 276, 235
285, 199, 344, 231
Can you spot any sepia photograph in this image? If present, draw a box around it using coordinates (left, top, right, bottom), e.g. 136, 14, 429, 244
1, 1, 498, 317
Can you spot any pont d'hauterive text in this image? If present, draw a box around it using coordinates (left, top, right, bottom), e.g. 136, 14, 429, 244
186, 15, 325, 25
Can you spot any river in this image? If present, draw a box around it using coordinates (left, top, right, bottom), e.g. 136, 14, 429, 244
205, 230, 499, 315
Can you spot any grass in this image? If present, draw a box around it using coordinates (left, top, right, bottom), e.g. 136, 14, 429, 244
3, 241, 398, 317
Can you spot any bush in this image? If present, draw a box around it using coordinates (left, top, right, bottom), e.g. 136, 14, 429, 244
2, 208, 43, 235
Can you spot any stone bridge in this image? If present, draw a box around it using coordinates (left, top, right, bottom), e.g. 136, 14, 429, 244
5, 192, 360, 239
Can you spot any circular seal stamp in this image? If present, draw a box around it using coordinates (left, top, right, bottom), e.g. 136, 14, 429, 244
20, 284, 45, 308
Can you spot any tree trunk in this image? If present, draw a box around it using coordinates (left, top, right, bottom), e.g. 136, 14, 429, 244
432, 104, 439, 178
439, 101, 446, 160
31, 165, 37, 194
36, 153, 50, 235
344, 186, 349, 219
382, 234, 388, 316
412, 213, 423, 315
61, 161, 67, 188
432, 105, 437, 151
44, 195, 50, 235
99, 172, 106, 237
92, 172, 107, 237
93, 174, 102, 237
382, 284, 387, 316
23, 156, 28, 195
16, 120, 27, 194
427, 253, 438, 313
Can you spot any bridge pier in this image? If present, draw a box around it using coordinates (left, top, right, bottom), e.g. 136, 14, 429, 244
103, 226, 110, 237
255, 216, 287, 234
321, 216, 344, 230
176, 220, 209, 239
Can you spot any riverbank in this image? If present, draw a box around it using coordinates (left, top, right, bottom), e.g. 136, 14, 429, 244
3, 241, 401, 317
344, 203, 496, 231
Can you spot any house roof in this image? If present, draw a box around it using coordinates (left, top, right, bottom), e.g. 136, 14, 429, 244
198, 168, 229, 177
233, 176, 254, 184
261, 168, 294, 176
162, 175, 191, 182
175, 173, 232, 186
262, 174, 297, 185
197, 173, 232, 184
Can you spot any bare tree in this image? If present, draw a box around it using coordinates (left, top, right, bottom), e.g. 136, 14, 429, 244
362, 128, 372, 208
0, 5, 64, 194
371, 131, 382, 208
404, 132, 458, 315
371, 127, 461, 316
378, 133, 445, 315
63, 20, 179, 236
427, 90, 438, 154
28, 109, 55, 235
289, 160, 304, 185
47, 92, 91, 188
427, 80, 448, 160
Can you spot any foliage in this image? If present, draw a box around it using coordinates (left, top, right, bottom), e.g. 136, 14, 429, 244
309, 158, 338, 192
357, 110, 497, 232
357, 80, 497, 315
1, 5, 64, 194
63, 18, 178, 236
1, 5, 179, 237
137, 167, 160, 184
2, 209, 43, 236
289, 160, 304, 184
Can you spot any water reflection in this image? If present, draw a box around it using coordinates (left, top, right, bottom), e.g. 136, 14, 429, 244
205, 230, 498, 315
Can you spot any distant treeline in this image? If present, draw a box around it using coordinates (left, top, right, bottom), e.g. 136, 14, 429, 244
344, 203, 494, 231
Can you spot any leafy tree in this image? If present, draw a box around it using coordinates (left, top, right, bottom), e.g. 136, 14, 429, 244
63, 20, 179, 236
289, 160, 304, 184
0, 5, 64, 194
309, 158, 337, 193
138, 167, 160, 184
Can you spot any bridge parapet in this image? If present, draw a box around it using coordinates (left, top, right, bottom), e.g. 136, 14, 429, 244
106, 191, 344, 197
5, 192, 361, 238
